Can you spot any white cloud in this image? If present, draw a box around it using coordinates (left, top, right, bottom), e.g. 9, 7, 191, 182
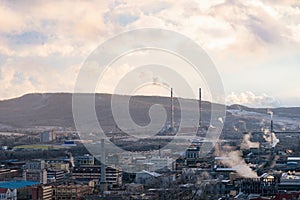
0, 4, 25, 33
1, 0, 299, 57
0, 59, 80, 99
0, 0, 299, 105
0, 44, 15, 56
226, 91, 280, 107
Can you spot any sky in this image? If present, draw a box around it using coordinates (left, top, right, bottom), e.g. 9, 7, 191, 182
0, 0, 299, 107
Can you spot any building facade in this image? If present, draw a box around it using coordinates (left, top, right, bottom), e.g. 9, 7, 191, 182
72, 165, 122, 187
0, 188, 17, 200
32, 185, 52, 200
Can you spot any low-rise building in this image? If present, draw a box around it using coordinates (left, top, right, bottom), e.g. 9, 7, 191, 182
279, 172, 300, 191
46, 160, 70, 173
0, 169, 21, 181
0, 181, 38, 200
0, 188, 17, 200
52, 182, 93, 200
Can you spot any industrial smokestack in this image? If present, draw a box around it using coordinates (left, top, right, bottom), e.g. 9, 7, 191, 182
100, 139, 107, 192
271, 118, 274, 133
268, 111, 274, 147
199, 88, 202, 127
268, 111, 273, 132
170, 88, 174, 130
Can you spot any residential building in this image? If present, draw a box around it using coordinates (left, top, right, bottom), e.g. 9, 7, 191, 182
0, 181, 38, 200
0, 169, 20, 181
0, 188, 17, 200
23, 160, 47, 184
46, 169, 65, 183
45, 160, 70, 172
74, 154, 94, 167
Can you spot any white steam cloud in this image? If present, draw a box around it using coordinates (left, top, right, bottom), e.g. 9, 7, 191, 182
241, 133, 259, 149
263, 129, 279, 148
221, 151, 258, 178
215, 145, 258, 178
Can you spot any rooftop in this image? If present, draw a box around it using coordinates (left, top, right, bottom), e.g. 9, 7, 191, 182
287, 157, 300, 161
0, 181, 39, 189
0, 188, 8, 193
138, 170, 161, 177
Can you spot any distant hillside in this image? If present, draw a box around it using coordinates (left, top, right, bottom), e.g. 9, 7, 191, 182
227, 104, 300, 119
0, 93, 74, 128
0, 93, 214, 129
0, 93, 299, 132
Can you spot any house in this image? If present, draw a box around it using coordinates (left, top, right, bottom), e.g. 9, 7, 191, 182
0, 188, 17, 200
0, 181, 38, 199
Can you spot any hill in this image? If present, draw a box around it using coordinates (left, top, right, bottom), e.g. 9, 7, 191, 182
0, 93, 299, 133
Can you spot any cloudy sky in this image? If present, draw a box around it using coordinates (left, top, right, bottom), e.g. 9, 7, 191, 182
0, 0, 299, 107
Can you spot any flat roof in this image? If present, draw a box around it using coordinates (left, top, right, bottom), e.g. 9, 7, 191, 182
279, 182, 300, 186
138, 170, 161, 177
215, 168, 236, 172
287, 157, 300, 161
215, 157, 231, 160
0, 181, 39, 189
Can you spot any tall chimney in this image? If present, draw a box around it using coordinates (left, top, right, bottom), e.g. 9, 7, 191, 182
170, 88, 174, 130
100, 139, 107, 192
271, 119, 274, 133
268, 111, 274, 148
271, 116, 274, 148
199, 88, 202, 127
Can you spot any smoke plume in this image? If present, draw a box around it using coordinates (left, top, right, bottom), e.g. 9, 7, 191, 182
241, 133, 259, 149
221, 150, 258, 178
215, 145, 258, 178
263, 129, 279, 148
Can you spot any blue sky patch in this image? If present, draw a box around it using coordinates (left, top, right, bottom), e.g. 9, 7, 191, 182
5, 31, 47, 45
117, 14, 139, 26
